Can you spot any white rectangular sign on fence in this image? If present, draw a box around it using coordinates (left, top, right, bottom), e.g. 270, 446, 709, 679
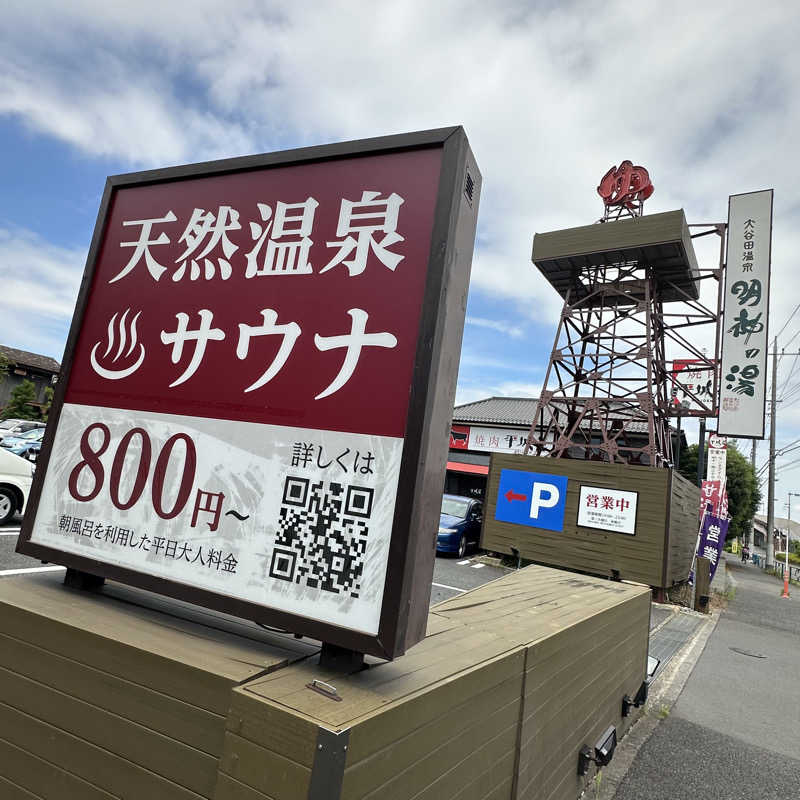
577, 486, 638, 535
718, 190, 773, 438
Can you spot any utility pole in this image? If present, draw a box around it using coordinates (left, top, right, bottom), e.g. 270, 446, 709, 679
697, 417, 706, 488
766, 337, 778, 569
749, 439, 756, 550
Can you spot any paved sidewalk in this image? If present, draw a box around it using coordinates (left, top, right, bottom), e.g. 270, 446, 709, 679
709, 552, 729, 593
612, 553, 800, 799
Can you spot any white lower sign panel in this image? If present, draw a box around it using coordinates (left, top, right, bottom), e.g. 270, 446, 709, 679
30, 403, 403, 636
577, 486, 638, 535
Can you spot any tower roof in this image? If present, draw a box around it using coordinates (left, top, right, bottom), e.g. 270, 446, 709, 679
532, 209, 700, 303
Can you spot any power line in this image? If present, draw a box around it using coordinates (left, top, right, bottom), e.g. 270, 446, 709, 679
780, 393, 800, 412
779, 383, 800, 405
774, 455, 800, 472
783, 329, 800, 352
778, 353, 800, 398
775, 302, 800, 341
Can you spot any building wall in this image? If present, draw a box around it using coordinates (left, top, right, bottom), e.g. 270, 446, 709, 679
444, 470, 485, 499
0, 368, 55, 412
666, 470, 702, 585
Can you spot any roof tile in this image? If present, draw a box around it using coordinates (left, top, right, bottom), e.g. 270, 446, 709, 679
0, 345, 61, 374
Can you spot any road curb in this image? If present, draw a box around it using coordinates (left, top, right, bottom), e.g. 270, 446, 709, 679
593, 607, 720, 799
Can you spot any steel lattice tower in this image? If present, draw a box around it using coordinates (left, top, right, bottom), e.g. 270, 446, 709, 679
525, 211, 722, 468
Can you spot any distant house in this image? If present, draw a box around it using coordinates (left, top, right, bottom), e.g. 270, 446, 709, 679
753, 514, 798, 553
0, 345, 61, 415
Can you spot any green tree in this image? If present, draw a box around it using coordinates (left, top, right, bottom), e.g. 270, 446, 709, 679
0, 351, 8, 385
42, 386, 54, 421
0, 379, 40, 421
677, 441, 760, 541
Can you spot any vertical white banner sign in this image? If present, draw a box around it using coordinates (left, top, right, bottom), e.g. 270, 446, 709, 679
718, 190, 773, 438
706, 434, 727, 483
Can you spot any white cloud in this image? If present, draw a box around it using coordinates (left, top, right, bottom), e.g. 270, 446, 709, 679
454, 385, 493, 407
459, 353, 538, 372
465, 315, 525, 339
0, 65, 256, 166
0, 228, 85, 359
455, 377, 542, 407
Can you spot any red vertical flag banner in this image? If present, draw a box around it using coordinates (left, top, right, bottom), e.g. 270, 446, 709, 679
17, 128, 482, 659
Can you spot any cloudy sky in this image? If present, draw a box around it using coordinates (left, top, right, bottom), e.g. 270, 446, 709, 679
1, 0, 799, 505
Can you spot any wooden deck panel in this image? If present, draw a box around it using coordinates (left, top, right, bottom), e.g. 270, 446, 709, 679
0, 560, 650, 800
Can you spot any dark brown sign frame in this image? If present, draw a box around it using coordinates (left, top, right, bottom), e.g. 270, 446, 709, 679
17, 126, 481, 660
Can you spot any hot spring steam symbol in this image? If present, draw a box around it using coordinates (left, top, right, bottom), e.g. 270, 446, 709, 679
90, 309, 146, 379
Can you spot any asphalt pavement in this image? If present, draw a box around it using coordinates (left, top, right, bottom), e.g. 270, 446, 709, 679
0, 514, 43, 573
614, 553, 800, 799
430, 552, 511, 603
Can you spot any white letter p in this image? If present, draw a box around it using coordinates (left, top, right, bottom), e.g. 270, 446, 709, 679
530, 482, 559, 519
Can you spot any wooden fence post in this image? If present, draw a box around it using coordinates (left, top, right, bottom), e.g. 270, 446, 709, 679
694, 556, 711, 613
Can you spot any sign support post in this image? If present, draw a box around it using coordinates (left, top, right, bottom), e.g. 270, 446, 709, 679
697, 417, 706, 487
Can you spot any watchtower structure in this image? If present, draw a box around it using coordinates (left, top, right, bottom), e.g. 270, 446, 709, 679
525, 209, 717, 468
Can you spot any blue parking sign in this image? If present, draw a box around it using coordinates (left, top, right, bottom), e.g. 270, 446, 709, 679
495, 469, 568, 532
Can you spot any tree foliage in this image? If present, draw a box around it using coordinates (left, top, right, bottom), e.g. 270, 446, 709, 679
42, 386, 54, 421
0, 351, 8, 384
0, 379, 40, 421
678, 441, 760, 541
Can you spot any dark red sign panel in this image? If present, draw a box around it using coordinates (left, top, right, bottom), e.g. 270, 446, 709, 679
68, 147, 443, 438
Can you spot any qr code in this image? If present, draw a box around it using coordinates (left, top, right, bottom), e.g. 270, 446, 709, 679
269, 476, 373, 598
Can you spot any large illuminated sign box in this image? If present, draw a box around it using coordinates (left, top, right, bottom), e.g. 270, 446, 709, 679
17, 127, 482, 660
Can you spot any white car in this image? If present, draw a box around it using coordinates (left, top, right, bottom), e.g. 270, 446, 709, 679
0, 419, 45, 445
0, 446, 34, 525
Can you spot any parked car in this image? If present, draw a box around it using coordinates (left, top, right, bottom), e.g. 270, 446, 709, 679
0, 419, 24, 430
0, 419, 24, 442
0, 446, 34, 525
436, 494, 483, 558
5, 435, 42, 465
1, 426, 45, 451
0, 419, 45, 444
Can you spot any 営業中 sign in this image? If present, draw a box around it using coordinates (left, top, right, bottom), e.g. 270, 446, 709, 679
718, 190, 773, 438
17, 128, 482, 660
577, 486, 638, 535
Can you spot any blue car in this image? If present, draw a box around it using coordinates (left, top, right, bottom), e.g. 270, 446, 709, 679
8, 441, 40, 464
2, 427, 44, 464
436, 494, 483, 558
